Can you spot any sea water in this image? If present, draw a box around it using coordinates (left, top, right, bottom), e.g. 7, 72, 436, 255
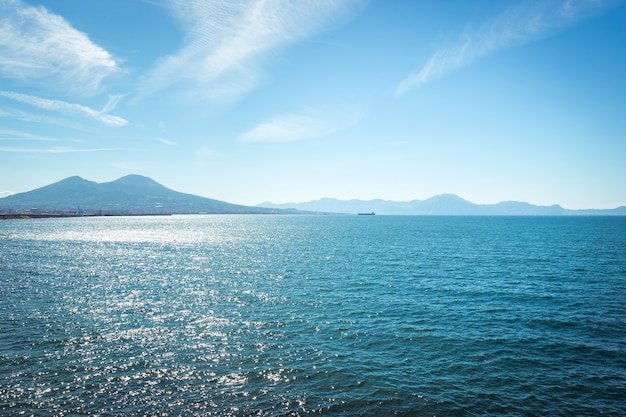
1, 215, 625, 416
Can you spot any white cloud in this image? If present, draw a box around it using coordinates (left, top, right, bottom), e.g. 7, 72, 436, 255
396, 0, 618, 94
0, 107, 87, 130
0, 146, 122, 153
240, 114, 325, 143
101, 94, 124, 113
0, 129, 59, 142
0, 129, 84, 144
240, 110, 361, 143
156, 137, 177, 146
138, 0, 363, 102
0, 190, 15, 198
0, 0, 119, 95
0, 91, 128, 127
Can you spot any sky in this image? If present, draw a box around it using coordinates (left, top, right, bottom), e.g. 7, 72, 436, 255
1, 0, 625, 209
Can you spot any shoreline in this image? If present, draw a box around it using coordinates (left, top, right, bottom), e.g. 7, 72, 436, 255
0, 213, 172, 220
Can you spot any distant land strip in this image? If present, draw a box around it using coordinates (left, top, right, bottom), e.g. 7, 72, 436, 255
2, 175, 625, 216
0, 211, 172, 220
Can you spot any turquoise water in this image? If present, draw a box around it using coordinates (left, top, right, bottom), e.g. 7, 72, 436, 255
1, 215, 625, 416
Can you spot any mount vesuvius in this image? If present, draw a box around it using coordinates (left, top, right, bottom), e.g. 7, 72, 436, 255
0, 175, 291, 215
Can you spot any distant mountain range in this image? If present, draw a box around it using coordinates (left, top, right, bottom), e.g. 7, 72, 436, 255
0, 175, 293, 215
1, 175, 624, 216
258, 194, 626, 216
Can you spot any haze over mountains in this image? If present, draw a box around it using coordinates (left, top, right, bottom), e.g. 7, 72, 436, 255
1, 175, 624, 216
258, 194, 626, 216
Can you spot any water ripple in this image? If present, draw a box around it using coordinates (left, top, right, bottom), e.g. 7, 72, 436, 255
1, 215, 625, 416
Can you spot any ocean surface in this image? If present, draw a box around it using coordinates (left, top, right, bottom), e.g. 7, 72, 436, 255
1, 215, 625, 416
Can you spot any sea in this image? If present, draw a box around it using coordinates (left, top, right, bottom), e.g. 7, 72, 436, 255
1, 215, 625, 416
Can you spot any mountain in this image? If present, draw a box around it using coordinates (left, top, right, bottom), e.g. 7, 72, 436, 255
0, 175, 291, 215
258, 194, 626, 216
3, 176, 624, 216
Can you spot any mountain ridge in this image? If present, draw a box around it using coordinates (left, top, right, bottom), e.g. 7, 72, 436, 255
0, 175, 293, 215
2, 175, 624, 216
258, 195, 626, 216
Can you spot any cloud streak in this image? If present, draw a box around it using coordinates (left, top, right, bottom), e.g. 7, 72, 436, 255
240, 110, 361, 143
396, 0, 618, 95
0, 0, 119, 95
0, 146, 122, 154
138, 0, 363, 102
0, 129, 60, 142
0, 107, 87, 130
156, 137, 177, 146
0, 129, 86, 146
0, 91, 128, 127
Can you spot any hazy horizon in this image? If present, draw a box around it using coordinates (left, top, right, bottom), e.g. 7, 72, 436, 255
1, 1, 625, 209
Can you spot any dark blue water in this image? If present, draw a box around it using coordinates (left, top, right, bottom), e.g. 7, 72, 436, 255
1, 215, 625, 416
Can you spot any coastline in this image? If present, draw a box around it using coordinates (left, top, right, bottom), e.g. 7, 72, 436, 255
0, 212, 171, 220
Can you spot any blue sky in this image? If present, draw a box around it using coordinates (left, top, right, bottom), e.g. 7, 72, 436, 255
1, 0, 625, 209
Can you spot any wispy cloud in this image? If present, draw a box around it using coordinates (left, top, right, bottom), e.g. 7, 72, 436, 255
0, 91, 128, 127
0, 146, 122, 153
0, 0, 119, 95
138, 0, 363, 102
0, 129, 60, 142
0, 190, 15, 198
101, 94, 124, 113
240, 110, 361, 143
0, 107, 87, 130
396, 0, 618, 95
156, 137, 177, 146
